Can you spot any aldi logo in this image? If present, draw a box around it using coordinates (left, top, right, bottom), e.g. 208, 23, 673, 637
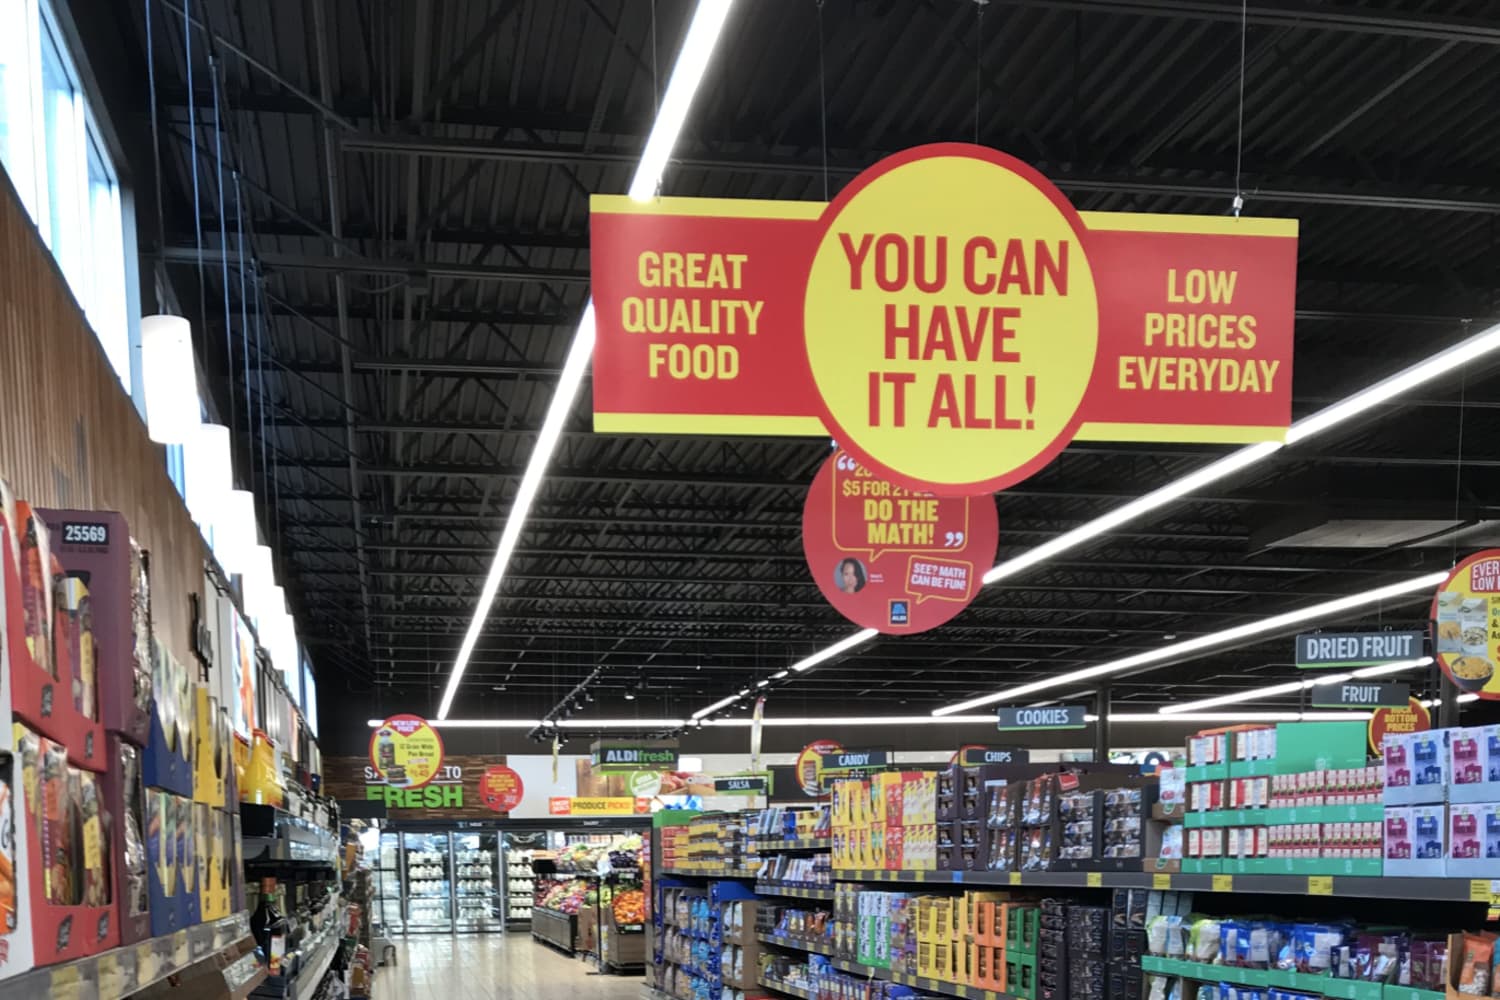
889, 600, 909, 626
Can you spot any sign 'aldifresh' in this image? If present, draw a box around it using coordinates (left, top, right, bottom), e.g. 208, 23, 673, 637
589, 739, 680, 771
590, 143, 1298, 496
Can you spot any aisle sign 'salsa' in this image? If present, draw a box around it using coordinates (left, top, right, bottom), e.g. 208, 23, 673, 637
590, 143, 1298, 496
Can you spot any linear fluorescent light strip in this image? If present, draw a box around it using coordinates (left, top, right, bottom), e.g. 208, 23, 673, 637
1157, 657, 1431, 715
933, 571, 1449, 716
690, 321, 1500, 722
437, 2, 736, 720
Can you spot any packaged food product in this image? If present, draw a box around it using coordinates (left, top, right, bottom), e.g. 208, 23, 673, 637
121, 743, 148, 917
1458, 935, 1493, 995
0, 753, 15, 930
73, 767, 107, 906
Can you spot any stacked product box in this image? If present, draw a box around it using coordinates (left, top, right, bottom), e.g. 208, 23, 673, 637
1183, 721, 1382, 875
1066, 904, 1110, 1000
830, 772, 938, 871
0, 491, 122, 981
1384, 725, 1500, 876
1039, 897, 1069, 1000
40, 507, 157, 939
1109, 889, 1148, 1000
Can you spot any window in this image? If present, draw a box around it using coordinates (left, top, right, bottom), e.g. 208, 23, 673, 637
0, 0, 133, 396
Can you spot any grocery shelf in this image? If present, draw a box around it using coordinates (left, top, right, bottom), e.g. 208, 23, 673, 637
829, 957, 1022, 1000
253, 921, 341, 1000
834, 868, 1500, 903
1140, 955, 1447, 1000
757, 931, 835, 956
760, 976, 816, 999
0, 913, 252, 1000
241, 804, 339, 865
660, 866, 758, 878
754, 837, 829, 852
753, 883, 834, 901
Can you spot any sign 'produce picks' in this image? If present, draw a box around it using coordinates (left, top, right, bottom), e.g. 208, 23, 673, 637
591, 143, 1297, 497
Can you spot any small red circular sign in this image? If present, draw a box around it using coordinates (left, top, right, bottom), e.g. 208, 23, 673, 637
802, 450, 998, 634
480, 765, 525, 813
1369, 697, 1432, 756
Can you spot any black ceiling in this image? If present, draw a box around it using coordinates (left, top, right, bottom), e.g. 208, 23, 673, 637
75, 0, 1500, 728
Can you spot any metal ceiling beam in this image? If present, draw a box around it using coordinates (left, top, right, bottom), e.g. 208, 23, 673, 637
990, 1, 1500, 46
335, 134, 1500, 214
157, 246, 588, 283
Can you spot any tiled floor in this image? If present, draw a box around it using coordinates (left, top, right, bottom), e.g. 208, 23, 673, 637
378, 934, 647, 999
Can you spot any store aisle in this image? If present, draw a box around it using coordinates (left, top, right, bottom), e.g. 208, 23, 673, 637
379, 936, 646, 999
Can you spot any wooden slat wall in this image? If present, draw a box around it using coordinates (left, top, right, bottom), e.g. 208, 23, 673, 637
0, 172, 205, 667
325, 755, 513, 820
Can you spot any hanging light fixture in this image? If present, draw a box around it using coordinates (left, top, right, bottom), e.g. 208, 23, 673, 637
183, 422, 231, 528
215, 488, 257, 574
140, 315, 201, 444
244, 544, 275, 626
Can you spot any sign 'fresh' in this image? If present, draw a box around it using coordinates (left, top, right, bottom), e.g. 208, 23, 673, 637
590, 143, 1298, 496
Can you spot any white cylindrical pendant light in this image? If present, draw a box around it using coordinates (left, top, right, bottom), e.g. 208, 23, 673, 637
244, 544, 275, 626
140, 315, 201, 444
215, 488, 257, 574
183, 423, 231, 527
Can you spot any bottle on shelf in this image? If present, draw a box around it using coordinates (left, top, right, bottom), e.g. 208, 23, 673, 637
251, 877, 289, 975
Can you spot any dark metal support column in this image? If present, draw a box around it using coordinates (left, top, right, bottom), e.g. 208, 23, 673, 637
1094, 684, 1111, 763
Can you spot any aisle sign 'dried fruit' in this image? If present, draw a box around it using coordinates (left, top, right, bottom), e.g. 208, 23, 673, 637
1432, 550, 1500, 700
590, 143, 1298, 496
369, 714, 445, 789
479, 765, 524, 813
802, 450, 998, 633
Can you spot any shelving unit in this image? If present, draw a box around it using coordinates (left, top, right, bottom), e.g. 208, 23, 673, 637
453, 832, 500, 933
403, 832, 455, 933
0, 914, 257, 1000
501, 832, 542, 928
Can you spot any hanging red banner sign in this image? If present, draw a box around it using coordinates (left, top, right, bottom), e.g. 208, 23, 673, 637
802, 451, 998, 633
590, 143, 1298, 496
479, 765, 525, 813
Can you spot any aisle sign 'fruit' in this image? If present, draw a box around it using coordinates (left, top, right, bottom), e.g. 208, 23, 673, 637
368, 714, 445, 789
802, 450, 998, 632
590, 143, 1298, 496
480, 765, 524, 812
1432, 550, 1500, 700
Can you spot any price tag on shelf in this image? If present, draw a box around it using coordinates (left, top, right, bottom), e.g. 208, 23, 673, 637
1468, 879, 1499, 903
1308, 876, 1334, 896
1009, 872, 1022, 886
1211, 874, 1234, 893
1086, 872, 1103, 887
914, 871, 927, 882
1153, 873, 1172, 889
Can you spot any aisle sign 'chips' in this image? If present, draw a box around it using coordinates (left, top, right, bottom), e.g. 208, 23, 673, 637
590, 143, 1298, 495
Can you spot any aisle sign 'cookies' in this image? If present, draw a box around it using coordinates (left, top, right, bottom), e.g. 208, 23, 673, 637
1432, 550, 1500, 700
802, 450, 998, 633
369, 715, 446, 789
591, 143, 1298, 496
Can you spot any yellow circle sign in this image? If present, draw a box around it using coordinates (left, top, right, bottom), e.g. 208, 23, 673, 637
1433, 550, 1500, 700
369, 714, 446, 788
803, 144, 1099, 495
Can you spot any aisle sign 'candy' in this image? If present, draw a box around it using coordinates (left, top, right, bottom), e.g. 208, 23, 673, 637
802, 450, 998, 633
368, 714, 445, 789
590, 143, 1298, 495
1432, 550, 1500, 700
